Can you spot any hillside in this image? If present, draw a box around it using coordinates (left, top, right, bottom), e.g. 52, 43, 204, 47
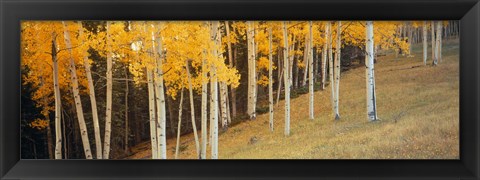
127, 39, 459, 159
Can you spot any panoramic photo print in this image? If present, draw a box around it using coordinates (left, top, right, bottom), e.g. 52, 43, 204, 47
21, 21, 459, 159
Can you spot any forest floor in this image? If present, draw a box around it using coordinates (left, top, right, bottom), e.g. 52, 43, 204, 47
127, 39, 459, 159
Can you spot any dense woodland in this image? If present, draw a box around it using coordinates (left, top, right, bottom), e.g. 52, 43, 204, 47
21, 21, 459, 159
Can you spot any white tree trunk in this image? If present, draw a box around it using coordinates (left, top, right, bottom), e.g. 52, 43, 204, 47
103, 22, 113, 159
78, 22, 103, 159
438, 21, 443, 62
146, 69, 158, 159
268, 27, 274, 131
51, 34, 62, 159
365, 21, 378, 121
302, 33, 309, 87
200, 50, 208, 159
247, 21, 256, 120
433, 21, 440, 66
308, 21, 315, 120
211, 21, 221, 159
283, 21, 291, 136
334, 21, 341, 120
327, 22, 335, 115
185, 60, 201, 157
174, 90, 184, 159
321, 23, 328, 90
225, 21, 237, 119
220, 82, 228, 129
423, 21, 428, 65
61, 21, 93, 159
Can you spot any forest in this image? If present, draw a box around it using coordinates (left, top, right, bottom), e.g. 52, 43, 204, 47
21, 21, 459, 159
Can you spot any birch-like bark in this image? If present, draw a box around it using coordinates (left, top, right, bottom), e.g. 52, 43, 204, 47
283, 21, 291, 136
247, 21, 256, 120
210, 21, 221, 159
103, 21, 113, 159
366, 21, 378, 121
302, 33, 309, 87
78, 22, 103, 159
327, 22, 335, 114
51, 33, 62, 159
146, 68, 158, 159
433, 21, 441, 66
154, 31, 167, 159
268, 27, 274, 131
200, 50, 208, 159
185, 60, 200, 157
321, 23, 328, 90
220, 82, 228, 129
61, 21, 93, 159
308, 21, 315, 120
334, 21, 341, 120
423, 21, 428, 65
174, 90, 184, 159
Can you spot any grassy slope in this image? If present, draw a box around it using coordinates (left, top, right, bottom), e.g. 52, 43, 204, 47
128, 39, 459, 159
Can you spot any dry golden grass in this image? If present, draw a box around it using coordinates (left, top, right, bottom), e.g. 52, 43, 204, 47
128, 39, 459, 159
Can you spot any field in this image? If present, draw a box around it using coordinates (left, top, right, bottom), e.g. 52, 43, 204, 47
128, 39, 459, 159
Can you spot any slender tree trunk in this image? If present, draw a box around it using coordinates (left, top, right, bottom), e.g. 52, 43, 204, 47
200, 50, 208, 159
51, 33, 62, 159
146, 68, 158, 159
321, 23, 328, 90
431, 21, 436, 63
220, 82, 228, 129
153, 25, 167, 159
78, 22, 103, 159
61, 21, 93, 159
289, 36, 296, 88
268, 27, 274, 131
283, 21, 291, 136
186, 60, 200, 156
327, 22, 335, 115
302, 33, 309, 87
433, 21, 442, 65
438, 22, 443, 62
334, 21, 341, 120
103, 21, 113, 159
174, 90, 184, 159
247, 21, 256, 120
276, 49, 283, 106
408, 22, 413, 55
308, 21, 315, 120
366, 21, 378, 121
423, 21, 428, 65
124, 64, 129, 154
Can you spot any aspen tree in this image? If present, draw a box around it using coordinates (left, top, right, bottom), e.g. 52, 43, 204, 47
283, 21, 291, 136
146, 68, 158, 159
365, 21, 378, 121
327, 22, 335, 115
247, 21, 256, 120
174, 90, 184, 159
200, 49, 208, 159
225, 21, 237, 118
431, 21, 436, 63
103, 21, 113, 159
321, 23, 328, 90
61, 21, 93, 159
268, 26, 274, 131
423, 21, 428, 65
334, 21, 341, 120
210, 21, 220, 159
153, 24, 167, 159
186, 59, 200, 157
51, 33, 62, 159
78, 22, 103, 159
308, 21, 314, 120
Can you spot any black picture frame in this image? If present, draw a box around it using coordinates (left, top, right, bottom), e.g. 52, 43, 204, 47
1, 0, 479, 179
